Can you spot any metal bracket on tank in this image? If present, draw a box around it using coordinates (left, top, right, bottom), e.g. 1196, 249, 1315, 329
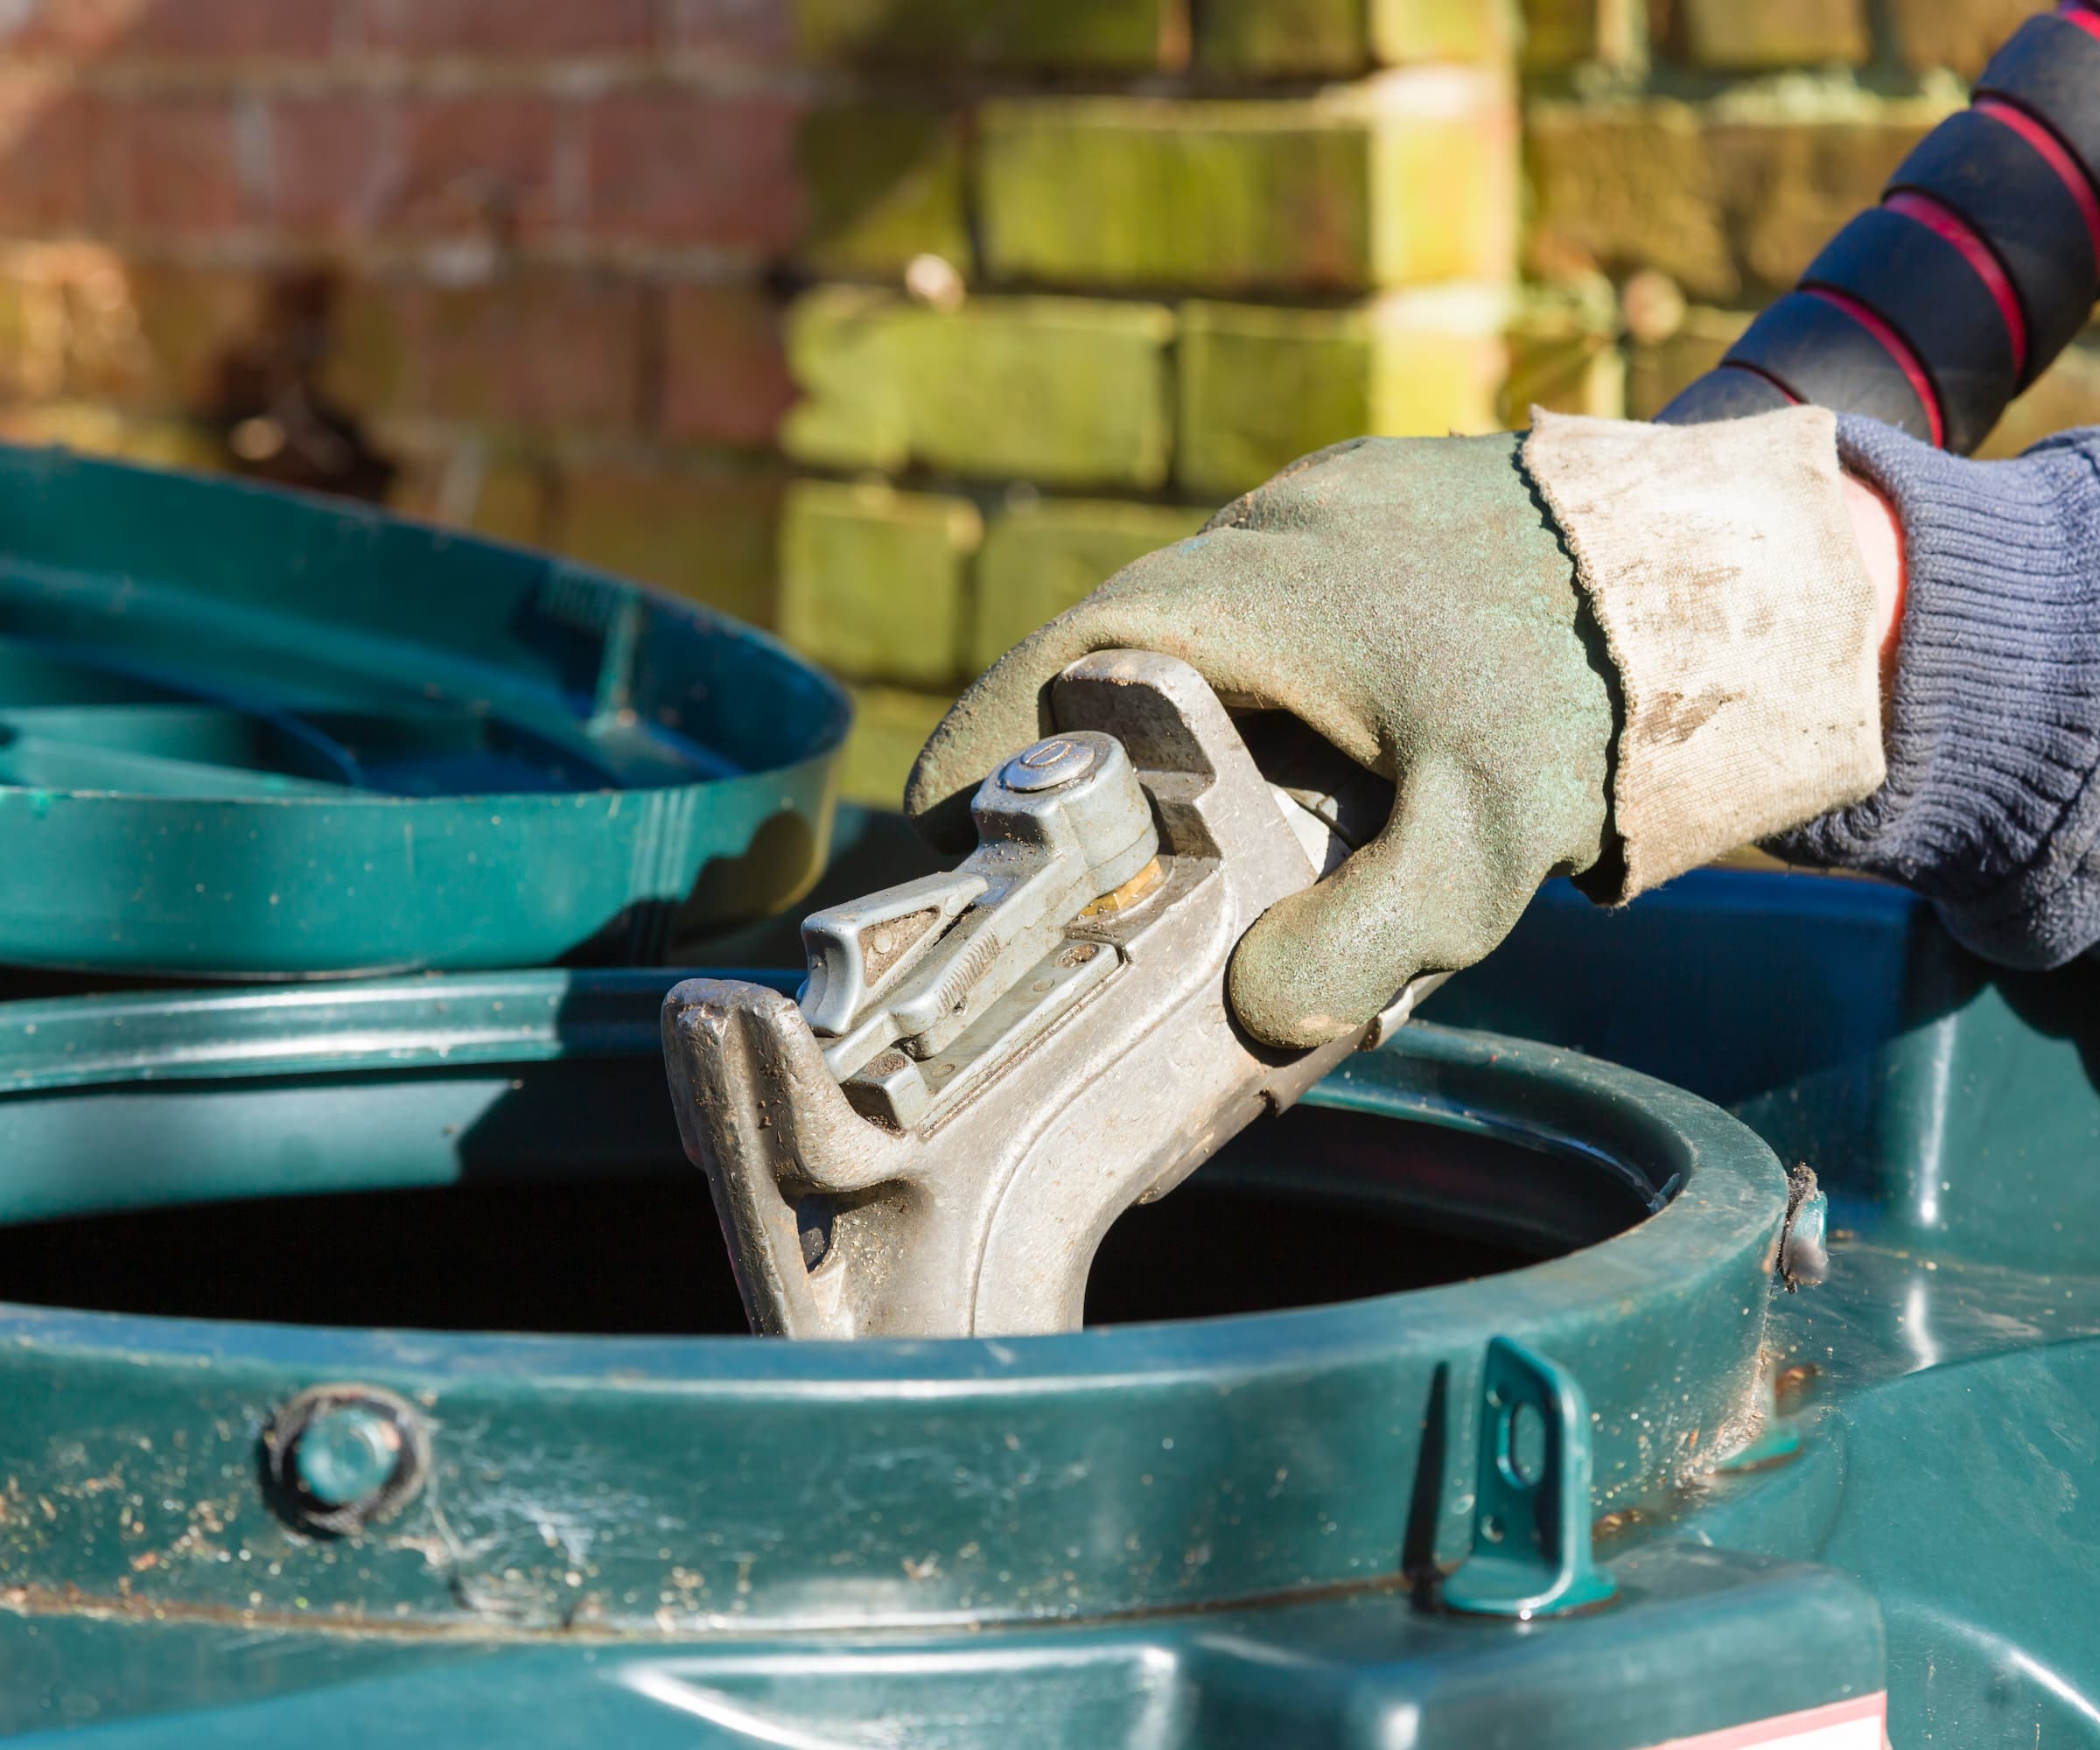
662, 649, 1442, 1340
1443, 1337, 1618, 1619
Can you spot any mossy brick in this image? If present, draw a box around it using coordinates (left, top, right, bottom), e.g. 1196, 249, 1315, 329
978, 72, 1516, 295
0, 253, 260, 412
1676, 0, 1868, 68
1527, 97, 1953, 301
122, 264, 270, 410
1887, 0, 2043, 76
1195, 0, 1513, 74
384, 437, 555, 550
324, 270, 647, 431
556, 459, 785, 631
783, 290, 1176, 490
1978, 340, 2100, 461
1194, 0, 1366, 74
0, 400, 223, 472
1176, 290, 1507, 500
1372, 0, 1519, 63
1704, 100, 1954, 292
1625, 306, 1752, 420
796, 102, 971, 276
839, 684, 955, 808
794, 0, 1188, 71
910, 298, 1175, 488
779, 480, 982, 686
1521, 0, 1635, 67
1525, 102, 1732, 298
1502, 291, 1626, 423
972, 498, 1209, 669
780, 286, 913, 473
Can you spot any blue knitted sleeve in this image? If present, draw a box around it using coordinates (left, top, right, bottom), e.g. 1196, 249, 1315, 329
1766, 414, 2100, 969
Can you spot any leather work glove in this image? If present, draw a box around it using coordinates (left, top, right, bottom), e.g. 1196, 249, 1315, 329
907, 431, 1611, 1051
907, 411, 1886, 1052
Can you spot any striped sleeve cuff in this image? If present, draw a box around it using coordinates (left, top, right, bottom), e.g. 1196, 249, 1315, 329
1768, 415, 2100, 968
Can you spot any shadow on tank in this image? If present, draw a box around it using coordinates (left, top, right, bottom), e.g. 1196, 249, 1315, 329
0, 1101, 1627, 1334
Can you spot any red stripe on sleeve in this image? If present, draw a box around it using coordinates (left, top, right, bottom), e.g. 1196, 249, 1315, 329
1882, 190, 2029, 379
1803, 287, 1947, 448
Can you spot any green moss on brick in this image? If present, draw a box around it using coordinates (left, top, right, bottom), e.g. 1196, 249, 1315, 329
1526, 96, 1952, 301
1195, 0, 1367, 73
557, 460, 784, 631
783, 290, 1175, 490
1502, 284, 1624, 423
780, 286, 914, 472
978, 75, 1515, 294
1676, 0, 1868, 68
385, 438, 556, 551
980, 97, 1370, 294
798, 102, 970, 276
838, 683, 956, 808
1177, 291, 1506, 500
796, 0, 1187, 70
797, 102, 971, 276
909, 298, 1174, 489
1371, 0, 1518, 62
1196, 0, 1515, 73
972, 497, 1208, 668
1625, 307, 1752, 420
0, 401, 223, 473
780, 480, 982, 686
1522, 0, 1635, 67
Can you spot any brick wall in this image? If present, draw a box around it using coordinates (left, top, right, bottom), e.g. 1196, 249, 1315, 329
0, 0, 2078, 804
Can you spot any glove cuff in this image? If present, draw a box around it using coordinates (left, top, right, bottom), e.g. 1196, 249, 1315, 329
1522, 405, 1885, 901
1768, 416, 2100, 967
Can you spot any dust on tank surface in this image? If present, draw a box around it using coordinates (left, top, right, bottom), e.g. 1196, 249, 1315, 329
0, 444, 848, 976
0, 967, 1784, 1648
9, 874, 2100, 1747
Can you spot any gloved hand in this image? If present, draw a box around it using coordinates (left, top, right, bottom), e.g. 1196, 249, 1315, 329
906, 432, 1618, 1050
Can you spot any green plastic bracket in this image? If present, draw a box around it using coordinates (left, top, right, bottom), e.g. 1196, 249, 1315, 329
1443, 1336, 1618, 1619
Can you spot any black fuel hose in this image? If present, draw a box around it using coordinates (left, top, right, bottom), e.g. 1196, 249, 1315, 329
1656, 1, 2100, 454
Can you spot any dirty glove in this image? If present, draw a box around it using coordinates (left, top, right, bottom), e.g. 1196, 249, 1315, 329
908, 410, 1886, 1051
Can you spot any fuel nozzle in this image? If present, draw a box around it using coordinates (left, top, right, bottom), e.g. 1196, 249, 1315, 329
661, 651, 1440, 1339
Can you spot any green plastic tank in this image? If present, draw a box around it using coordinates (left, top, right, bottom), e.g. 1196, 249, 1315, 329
0, 447, 847, 977
0, 450, 2091, 1749
0, 863, 2093, 1746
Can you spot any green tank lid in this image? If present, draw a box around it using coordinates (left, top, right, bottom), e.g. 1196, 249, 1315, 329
0, 445, 848, 976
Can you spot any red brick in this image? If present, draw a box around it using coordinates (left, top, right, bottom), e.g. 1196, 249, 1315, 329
0, 0, 137, 56
263, 92, 396, 235
660, 283, 793, 447
260, 93, 565, 239
328, 271, 645, 432
118, 94, 248, 234
390, 94, 563, 235
0, 80, 122, 232
131, 0, 339, 56
583, 89, 805, 251
0, 84, 242, 242
665, 0, 794, 61
347, 0, 657, 54
0, 0, 334, 55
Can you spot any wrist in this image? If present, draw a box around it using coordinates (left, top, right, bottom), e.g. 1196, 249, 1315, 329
1525, 404, 1886, 901
1840, 471, 1907, 724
